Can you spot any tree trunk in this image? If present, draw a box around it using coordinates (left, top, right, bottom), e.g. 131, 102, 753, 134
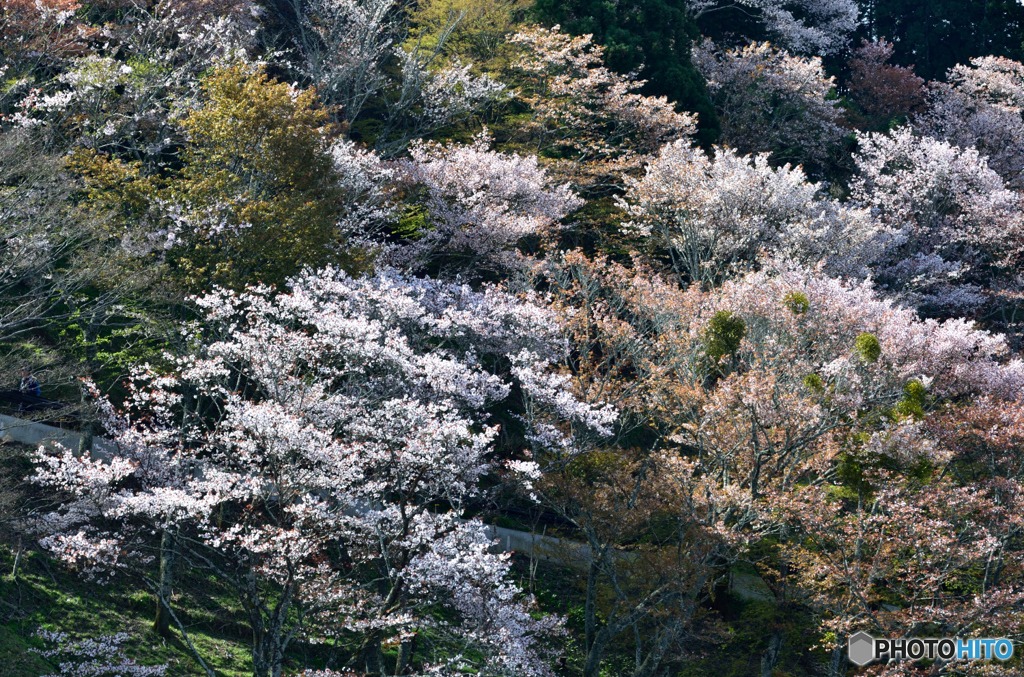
760, 628, 784, 677
153, 529, 177, 637
252, 637, 271, 677
10, 535, 22, 580
828, 642, 846, 677
584, 561, 598, 654
359, 629, 384, 676
583, 626, 614, 677
631, 626, 676, 677
394, 637, 413, 675
250, 623, 285, 677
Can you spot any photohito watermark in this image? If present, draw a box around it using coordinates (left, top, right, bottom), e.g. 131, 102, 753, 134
847, 632, 1014, 666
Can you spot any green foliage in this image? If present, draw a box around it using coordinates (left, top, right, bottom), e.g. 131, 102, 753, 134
565, 449, 627, 483
394, 204, 429, 239
803, 372, 824, 392
65, 148, 161, 231
0, 626, 52, 676
71, 63, 369, 294
859, 0, 1024, 81
491, 514, 531, 531
50, 298, 177, 402
834, 449, 871, 499
893, 379, 927, 419
531, 0, 720, 145
677, 597, 826, 677
170, 63, 362, 291
0, 544, 286, 676
705, 310, 747, 362
407, 0, 530, 66
854, 332, 882, 363
825, 481, 860, 502
784, 290, 811, 314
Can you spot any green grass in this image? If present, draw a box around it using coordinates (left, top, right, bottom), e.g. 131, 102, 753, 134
0, 546, 333, 676
12, 541, 988, 677
0, 624, 52, 676
511, 555, 833, 677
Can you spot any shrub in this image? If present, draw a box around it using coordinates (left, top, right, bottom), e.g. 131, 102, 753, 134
784, 291, 811, 314
854, 332, 882, 363
705, 310, 747, 362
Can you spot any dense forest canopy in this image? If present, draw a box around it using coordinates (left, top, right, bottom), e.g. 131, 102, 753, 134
2, 1, 1024, 677
530, 0, 720, 144
857, 0, 1024, 80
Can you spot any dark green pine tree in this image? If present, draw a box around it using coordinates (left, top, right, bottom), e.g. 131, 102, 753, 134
532, 0, 720, 146
859, 0, 1024, 81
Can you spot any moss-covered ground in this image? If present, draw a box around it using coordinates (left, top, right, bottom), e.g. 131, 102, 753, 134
0, 544, 334, 676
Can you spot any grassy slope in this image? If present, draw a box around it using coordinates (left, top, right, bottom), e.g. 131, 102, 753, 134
0, 544, 336, 677
513, 557, 829, 677
9, 542, 1020, 677
2, 540, 827, 677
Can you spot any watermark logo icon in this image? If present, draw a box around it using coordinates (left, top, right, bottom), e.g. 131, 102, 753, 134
848, 632, 1013, 665
848, 631, 874, 666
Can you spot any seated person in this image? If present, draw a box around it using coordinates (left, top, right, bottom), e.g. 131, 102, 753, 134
19, 367, 40, 398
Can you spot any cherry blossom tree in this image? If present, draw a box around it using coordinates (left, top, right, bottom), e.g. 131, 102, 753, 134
510, 248, 1024, 677
847, 39, 926, 131
158, 0, 260, 29
929, 397, 1024, 489
385, 131, 582, 276
618, 139, 889, 286
917, 56, 1024, 190
537, 445, 734, 677
59, 62, 401, 294
770, 396, 1024, 676
288, 0, 504, 153
0, 0, 88, 74
671, 263, 1024, 520
329, 137, 397, 246
31, 267, 583, 677
508, 25, 698, 193
850, 127, 1024, 314
33, 630, 167, 677
515, 251, 738, 677
0, 128, 156, 397
6, 0, 256, 164
287, 0, 402, 123
690, 266, 1024, 676
693, 39, 846, 170
775, 471, 1024, 677
685, 0, 857, 56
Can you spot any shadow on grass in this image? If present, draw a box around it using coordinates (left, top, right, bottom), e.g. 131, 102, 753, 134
0, 545, 335, 676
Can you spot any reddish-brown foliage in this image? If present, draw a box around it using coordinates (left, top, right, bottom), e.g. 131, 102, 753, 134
848, 39, 926, 129
0, 0, 92, 59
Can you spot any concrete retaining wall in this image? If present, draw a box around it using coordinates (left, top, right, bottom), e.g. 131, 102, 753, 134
0, 414, 581, 558
1, 416, 771, 600
0, 413, 116, 460
485, 524, 591, 566
0, 413, 89, 456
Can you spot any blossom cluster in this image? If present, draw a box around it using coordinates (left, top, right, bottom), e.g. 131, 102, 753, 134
31, 267, 607, 676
